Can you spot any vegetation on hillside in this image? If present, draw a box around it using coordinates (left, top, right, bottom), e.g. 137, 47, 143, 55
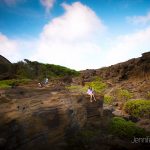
0, 79, 32, 88
0, 59, 80, 88
66, 77, 107, 94
11, 59, 79, 79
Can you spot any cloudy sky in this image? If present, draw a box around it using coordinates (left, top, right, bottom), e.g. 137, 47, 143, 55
0, 0, 150, 70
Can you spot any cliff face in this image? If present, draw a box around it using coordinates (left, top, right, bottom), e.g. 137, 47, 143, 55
0, 55, 12, 80
0, 87, 103, 150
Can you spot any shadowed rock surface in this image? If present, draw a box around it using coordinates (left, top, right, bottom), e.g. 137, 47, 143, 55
0, 87, 105, 150
0, 55, 12, 80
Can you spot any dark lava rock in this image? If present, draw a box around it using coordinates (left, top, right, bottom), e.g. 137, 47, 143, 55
0, 55, 12, 80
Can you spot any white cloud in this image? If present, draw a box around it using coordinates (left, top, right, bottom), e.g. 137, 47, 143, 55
1, 2, 150, 70
31, 2, 106, 70
127, 12, 150, 25
41, 2, 105, 41
104, 27, 150, 66
0, 33, 21, 62
40, 0, 55, 13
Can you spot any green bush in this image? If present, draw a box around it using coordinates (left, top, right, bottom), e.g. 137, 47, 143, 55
109, 117, 146, 139
123, 99, 150, 118
104, 95, 113, 104
116, 88, 132, 101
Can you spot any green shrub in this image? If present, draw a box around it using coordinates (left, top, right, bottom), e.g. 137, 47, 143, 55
104, 95, 113, 104
109, 117, 146, 139
116, 88, 132, 101
123, 99, 150, 118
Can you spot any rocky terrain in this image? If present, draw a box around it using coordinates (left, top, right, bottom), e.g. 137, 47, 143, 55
0, 52, 150, 150
79, 52, 150, 99
0, 86, 104, 150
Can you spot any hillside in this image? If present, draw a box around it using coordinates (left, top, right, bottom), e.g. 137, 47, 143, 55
0, 56, 79, 81
79, 51, 150, 99
0, 53, 150, 150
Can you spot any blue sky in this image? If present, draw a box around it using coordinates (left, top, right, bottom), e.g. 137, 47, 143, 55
0, 0, 150, 70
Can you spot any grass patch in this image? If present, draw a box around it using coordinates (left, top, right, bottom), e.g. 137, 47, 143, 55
0, 79, 32, 89
123, 99, 150, 118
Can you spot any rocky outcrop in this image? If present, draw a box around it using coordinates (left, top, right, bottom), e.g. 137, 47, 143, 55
0, 87, 104, 150
0, 55, 12, 80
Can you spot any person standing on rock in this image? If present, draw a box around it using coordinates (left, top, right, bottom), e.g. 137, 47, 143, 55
87, 87, 96, 102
